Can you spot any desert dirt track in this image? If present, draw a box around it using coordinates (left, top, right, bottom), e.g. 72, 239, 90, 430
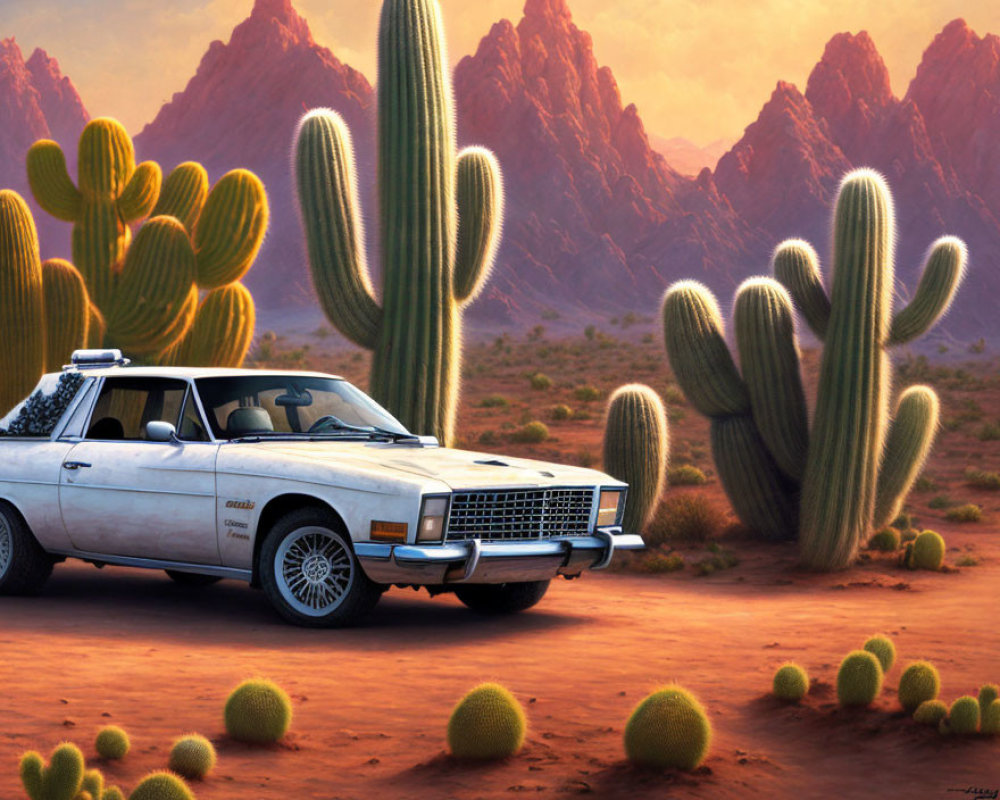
1, 530, 998, 800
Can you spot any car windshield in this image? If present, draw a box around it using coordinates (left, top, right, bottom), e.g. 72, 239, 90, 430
195, 375, 410, 441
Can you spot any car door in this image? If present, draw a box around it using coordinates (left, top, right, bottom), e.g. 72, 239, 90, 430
58, 376, 221, 564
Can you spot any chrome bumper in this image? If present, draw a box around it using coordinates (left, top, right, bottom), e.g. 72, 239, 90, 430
355, 528, 644, 585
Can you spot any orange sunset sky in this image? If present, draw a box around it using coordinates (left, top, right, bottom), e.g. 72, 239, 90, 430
4, 0, 999, 144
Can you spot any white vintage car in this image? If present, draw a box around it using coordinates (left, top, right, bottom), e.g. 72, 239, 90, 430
0, 350, 640, 626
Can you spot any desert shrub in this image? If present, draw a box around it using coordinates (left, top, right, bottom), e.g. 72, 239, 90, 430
956, 554, 979, 566
637, 553, 685, 573
983, 700, 1000, 735
624, 685, 712, 770
584, 325, 596, 340
644, 492, 727, 546
667, 465, 707, 486
128, 771, 194, 800
867, 528, 900, 552
913, 699, 948, 726
836, 650, 883, 707
862, 635, 896, 673
913, 476, 938, 493
964, 468, 1000, 490
891, 512, 913, 530
511, 421, 549, 444
95, 726, 130, 760
662, 384, 686, 406
447, 683, 526, 760
550, 404, 573, 421
224, 679, 292, 744
479, 394, 509, 409
576, 449, 595, 468
947, 696, 980, 735
979, 685, 999, 717
573, 385, 601, 402
898, 662, 940, 712
945, 504, 982, 523
528, 324, 545, 341
692, 546, 739, 576
928, 494, 952, 509
978, 421, 1000, 441
911, 531, 945, 570
168, 735, 216, 780
477, 430, 498, 446
529, 373, 552, 391
900, 529, 920, 543
773, 664, 809, 702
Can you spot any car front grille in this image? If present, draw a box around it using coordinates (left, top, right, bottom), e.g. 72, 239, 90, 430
445, 488, 595, 542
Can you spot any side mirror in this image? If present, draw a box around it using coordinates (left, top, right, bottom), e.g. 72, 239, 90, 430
146, 421, 179, 443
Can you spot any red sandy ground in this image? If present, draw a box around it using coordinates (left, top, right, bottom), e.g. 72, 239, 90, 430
1, 334, 998, 798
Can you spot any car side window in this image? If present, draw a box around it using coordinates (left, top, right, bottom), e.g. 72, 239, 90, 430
86, 378, 188, 441
179, 390, 210, 442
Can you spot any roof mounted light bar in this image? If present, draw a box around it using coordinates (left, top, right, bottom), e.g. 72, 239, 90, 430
66, 349, 131, 370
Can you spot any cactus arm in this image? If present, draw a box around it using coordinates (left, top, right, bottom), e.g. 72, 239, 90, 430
19, 752, 44, 800
116, 161, 162, 224
888, 236, 967, 346
294, 110, 382, 350
874, 385, 939, 529
453, 147, 503, 304
153, 162, 209, 234
45, 743, 85, 800
81, 770, 104, 800
183, 283, 256, 367
603, 384, 668, 535
42, 259, 90, 372
106, 216, 196, 356
799, 170, 894, 570
661, 281, 750, 417
193, 168, 269, 289
772, 239, 830, 340
712, 416, 798, 540
72, 197, 130, 311
26, 140, 82, 222
77, 117, 135, 198
733, 278, 809, 481
87, 303, 106, 349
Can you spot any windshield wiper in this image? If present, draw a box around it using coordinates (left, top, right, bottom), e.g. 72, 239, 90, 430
368, 426, 420, 443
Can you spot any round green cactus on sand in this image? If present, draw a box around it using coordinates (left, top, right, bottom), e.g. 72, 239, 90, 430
127, 771, 194, 800
947, 696, 980, 735
898, 661, 941, 712
168, 734, 216, 780
911, 530, 945, 570
862, 635, 896, 673
913, 699, 948, 726
95, 726, 130, 760
624, 685, 712, 770
772, 663, 809, 702
224, 679, 292, 744
982, 699, 1000, 735
447, 683, 526, 760
836, 650, 883, 707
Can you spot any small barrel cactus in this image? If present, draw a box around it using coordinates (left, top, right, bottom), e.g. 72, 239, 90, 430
867, 528, 900, 552
603, 384, 669, 534
81, 768, 105, 800
623, 685, 712, 771
168, 734, 216, 780
95, 726, 130, 760
20, 742, 85, 800
913, 699, 948, 726
978, 684, 999, 716
911, 530, 945, 570
898, 661, 941, 712
862, 635, 896, 673
772, 663, 809, 702
127, 772, 194, 800
447, 682, 526, 760
836, 650, 883, 707
947, 696, 980, 735
103, 788, 126, 800
982, 699, 1000, 735
224, 679, 292, 744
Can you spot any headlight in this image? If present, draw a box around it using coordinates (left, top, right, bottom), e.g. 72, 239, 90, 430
597, 489, 624, 527
418, 496, 450, 542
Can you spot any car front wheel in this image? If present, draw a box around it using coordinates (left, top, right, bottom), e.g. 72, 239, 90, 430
455, 580, 550, 615
0, 502, 53, 596
260, 508, 383, 628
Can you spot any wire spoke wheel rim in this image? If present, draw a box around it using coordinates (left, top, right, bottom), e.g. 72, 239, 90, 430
274, 525, 354, 617
0, 515, 10, 579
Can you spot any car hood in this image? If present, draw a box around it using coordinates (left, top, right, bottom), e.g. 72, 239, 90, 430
229, 440, 617, 491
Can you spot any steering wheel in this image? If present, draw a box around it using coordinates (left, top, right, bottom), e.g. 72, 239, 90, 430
307, 415, 345, 434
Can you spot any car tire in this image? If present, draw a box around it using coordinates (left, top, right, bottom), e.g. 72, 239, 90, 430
455, 580, 550, 615
0, 502, 53, 596
165, 570, 222, 587
259, 507, 383, 628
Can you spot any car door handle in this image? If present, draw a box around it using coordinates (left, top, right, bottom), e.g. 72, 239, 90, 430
62, 461, 92, 470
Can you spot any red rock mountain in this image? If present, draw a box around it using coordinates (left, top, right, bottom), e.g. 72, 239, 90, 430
135, 0, 374, 306
715, 27, 1000, 339
0, 38, 88, 258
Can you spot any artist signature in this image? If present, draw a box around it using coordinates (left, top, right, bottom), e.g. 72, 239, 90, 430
948, 787, 999, 800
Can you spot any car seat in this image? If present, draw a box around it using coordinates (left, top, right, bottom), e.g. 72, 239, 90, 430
88, 417, 125, 440
226, 407, 275, 436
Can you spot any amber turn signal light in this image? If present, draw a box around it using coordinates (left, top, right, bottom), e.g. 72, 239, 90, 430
371, 521, 408, 542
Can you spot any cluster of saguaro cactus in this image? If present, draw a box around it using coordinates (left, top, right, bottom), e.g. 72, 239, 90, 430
26, 118, 267, 367
602, 384, 669, 535
294, 0, 503, 445
663, 170, 965, 569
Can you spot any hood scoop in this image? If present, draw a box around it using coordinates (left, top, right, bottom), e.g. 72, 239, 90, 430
474, 459, 510, 467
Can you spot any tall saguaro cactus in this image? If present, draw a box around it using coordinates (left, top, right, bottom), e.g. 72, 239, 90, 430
27, 120, 267, 365
294, 0, 503, 445
663, 170, 965, 569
